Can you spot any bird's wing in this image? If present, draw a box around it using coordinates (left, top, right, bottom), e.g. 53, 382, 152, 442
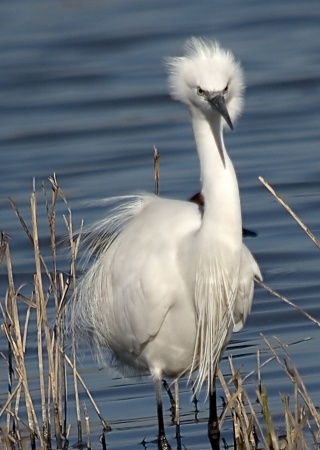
102, 196, 201, 354
113, 250, 180, 353
233, 244, 262, 332
71, 194, 161, 350
79, 194, 156, 262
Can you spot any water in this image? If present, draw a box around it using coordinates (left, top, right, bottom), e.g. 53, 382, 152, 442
1, 0, 320, 448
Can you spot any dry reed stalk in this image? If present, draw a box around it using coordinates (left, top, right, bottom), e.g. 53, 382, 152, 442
46, 176, 72, 447
241, 383, 268, 449
31, 184, 53, 446
255, 277, 320, 328
260, 335, 320, 448
57, 172, 112, 442
228, 358, 256, 449
154, 146, 160, 195
51, 173, 86, 446
0, 175, 97, 449
282, 394, 309, 450
50, 178, 80, 444
55, 272, 69, 434
1, 234, 15, 434
259, 177, 320, 250
218, 338, 320, 450
256, 384, 279, 450
43, 177, 61, 445
0, 380, 22, 419
84, 403, 91, 450
2, 231, 42, 446
256, 177, 320, 338
63, 212, 83, 445
269, 336, 320, 430
281, 395, 293, 449
63, 352, 111, 431
8, 197, 51, 281
14, 297, 31, 443
218, 359, 258, 449
0, 426, 24, 450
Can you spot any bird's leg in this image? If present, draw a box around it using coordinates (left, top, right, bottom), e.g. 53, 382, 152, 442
174, 380, 182, 450
155, 378, 172, 450
208, 375, 220, 450
191, 379, 199, 421
162, 379, 181, 449
162, 379, 176, 422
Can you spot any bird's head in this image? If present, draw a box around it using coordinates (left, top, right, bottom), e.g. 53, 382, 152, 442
167, 38, 244, 129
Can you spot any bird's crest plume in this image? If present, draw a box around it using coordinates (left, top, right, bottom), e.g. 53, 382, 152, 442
166, 37, 245, 123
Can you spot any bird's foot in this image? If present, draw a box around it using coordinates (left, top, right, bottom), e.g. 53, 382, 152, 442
175, 422, 182, 450
208, 420, 220, 450
158, 433, 171, 450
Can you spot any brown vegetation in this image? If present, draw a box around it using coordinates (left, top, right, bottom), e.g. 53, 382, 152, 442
0, 171, 319, 449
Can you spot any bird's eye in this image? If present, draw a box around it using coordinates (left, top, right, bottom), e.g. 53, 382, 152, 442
197, 87, 205, 96
223, 85, 229, 94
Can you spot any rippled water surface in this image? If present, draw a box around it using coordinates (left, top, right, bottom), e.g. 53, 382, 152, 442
1, 0, 320, 448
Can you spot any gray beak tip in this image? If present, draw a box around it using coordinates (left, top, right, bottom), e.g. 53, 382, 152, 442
208, 93, 233, 131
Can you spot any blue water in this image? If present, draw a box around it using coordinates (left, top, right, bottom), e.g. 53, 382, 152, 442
1, 0, 320, 448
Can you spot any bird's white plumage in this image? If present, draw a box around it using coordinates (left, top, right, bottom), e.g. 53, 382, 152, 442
70, 38, 261, 401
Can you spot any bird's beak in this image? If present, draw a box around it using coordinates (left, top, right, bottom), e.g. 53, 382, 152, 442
208, 93, 233, 130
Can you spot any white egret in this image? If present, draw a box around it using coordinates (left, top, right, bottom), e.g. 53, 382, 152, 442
70, 37, 262, 449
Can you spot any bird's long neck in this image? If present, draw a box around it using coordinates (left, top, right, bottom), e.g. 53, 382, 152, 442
191, 111, 242, 245
189, 110, 243, 395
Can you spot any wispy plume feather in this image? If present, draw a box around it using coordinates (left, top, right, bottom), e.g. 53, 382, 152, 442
191, 253, 240, 394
